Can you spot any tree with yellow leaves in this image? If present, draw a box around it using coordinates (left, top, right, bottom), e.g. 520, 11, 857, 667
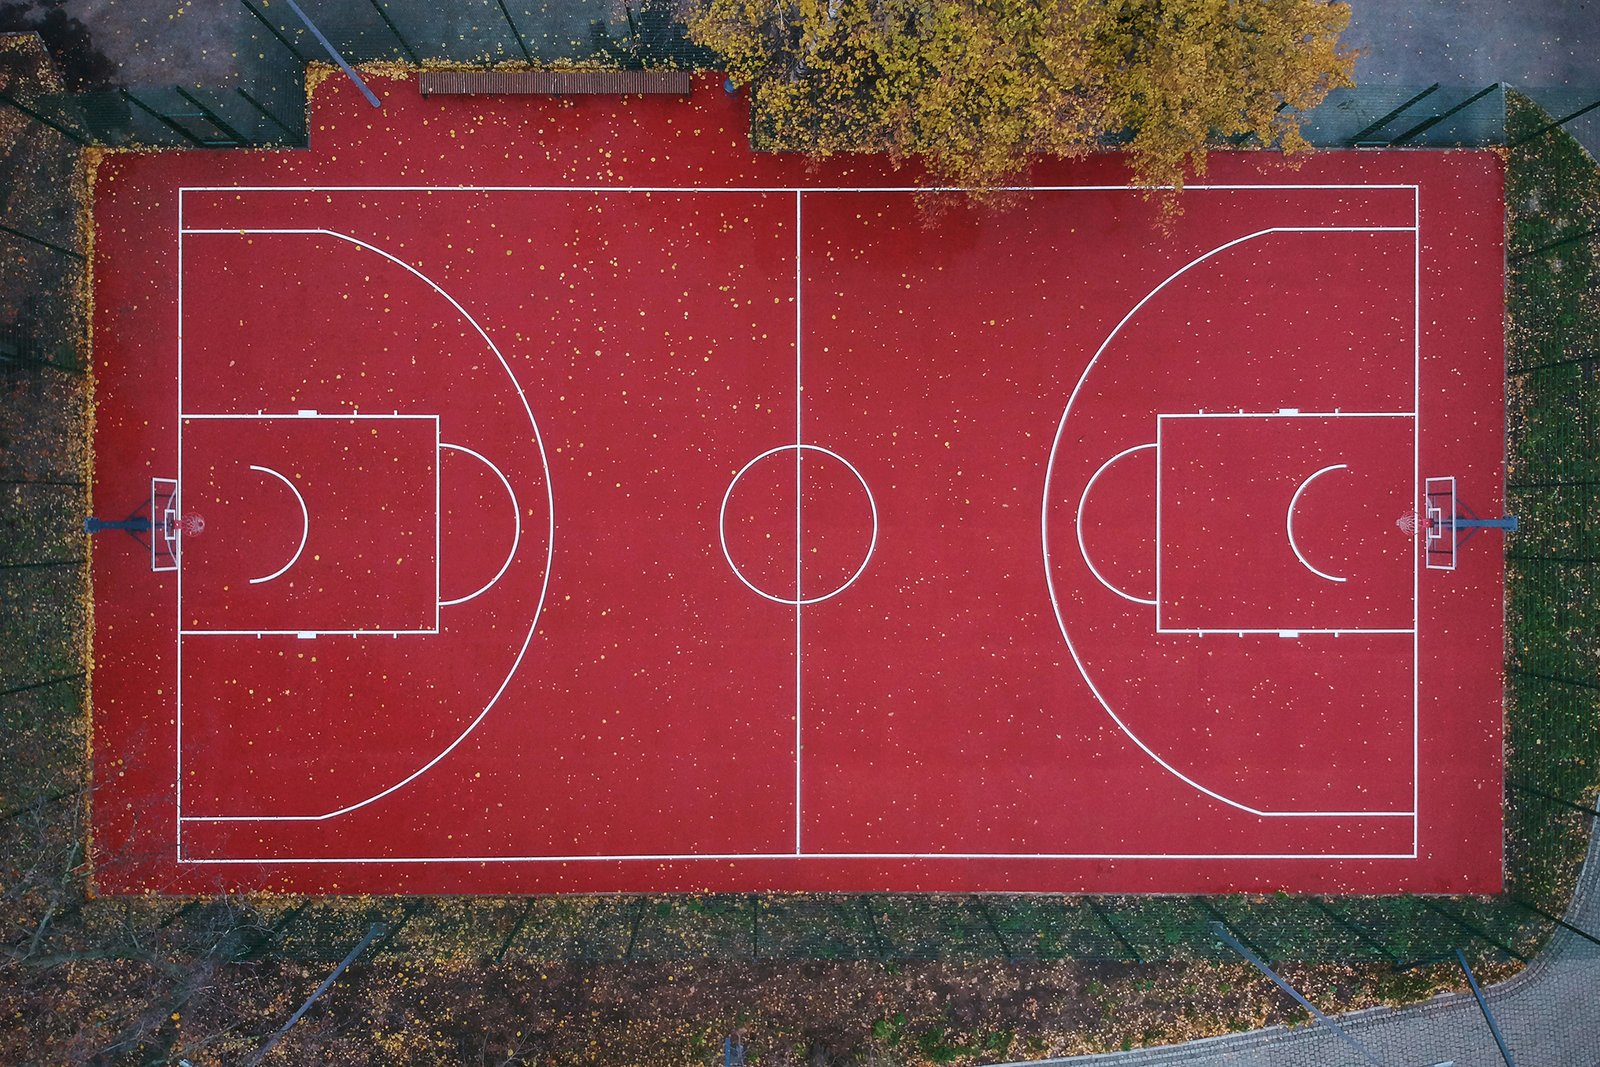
690, 0, 1356, 192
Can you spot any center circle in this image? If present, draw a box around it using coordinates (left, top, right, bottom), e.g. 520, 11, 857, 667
719, 444, 877, 606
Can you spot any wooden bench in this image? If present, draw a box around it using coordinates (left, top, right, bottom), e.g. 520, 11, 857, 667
418, 70, 692, 97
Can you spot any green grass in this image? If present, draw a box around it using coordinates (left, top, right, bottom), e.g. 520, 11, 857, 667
1499, 89, 1600, 916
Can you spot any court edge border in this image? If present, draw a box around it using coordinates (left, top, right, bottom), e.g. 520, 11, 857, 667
167, 182, 1430, 867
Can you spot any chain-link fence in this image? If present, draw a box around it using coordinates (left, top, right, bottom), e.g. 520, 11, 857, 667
0, 0, 714, 151
1297, 82, 1599, 152
1299, 83, 1507, 146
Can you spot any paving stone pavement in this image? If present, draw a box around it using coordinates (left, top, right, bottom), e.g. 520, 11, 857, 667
1000, 818, 1600, 1067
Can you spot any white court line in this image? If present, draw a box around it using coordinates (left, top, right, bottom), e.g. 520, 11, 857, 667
794, 190, 803, 857
177, 848, 1419, 864
182, 183, 1423, 194
1041, 225, 1421, 821
181, 629, 436, 637
434, 417, 440, 630
718, 443, 878, 607
1075, 443, 1158, 605
1159, 411, 1414, 420
1286, 464, 1349, 584
1159, 628, 1414, 636
174, 194, 1425, 858
246, 464, 310, 585
437, 442, 521, 607
175, 191, 184, 860
181, 412, 435, 420
177, 228, 555, 824
1412, 190, 1421, 856
1154, 411, 1415, 626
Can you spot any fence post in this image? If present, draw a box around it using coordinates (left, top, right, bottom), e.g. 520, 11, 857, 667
857, 897, 891, 959
1212, 922, 1382, 1065
1507, 779, 1600, 818
280, 0, 382, 109
1509, 224, 1600, 262
0, 673, 86, 700
1507, 896, 1600, 949
749, 896, 761, 960
1388, 83, 1501, 145
492, 0, 533, 63
1418, 900, 1529, 963
0, 222, 84, 261
120, 89, 205, 146
1083, 900, 1143, 964
365, 901, 422, 958
0, 329, 83, 374
1504, 668, 1593, 694
234, 87, 302, 143
1, 787, 79, 823
0, 89, 90, 145
1512, 96, 1600, 147
173, 86, 247, 144
1456, 949, 1518, 1066
365, 0, 421, 65
1310, 899, 1403, 966
1199, 899, 1272, 961
233, 901, 309, 961
969, 897, 1018, 961
492, 901, 537, 963
1347, 84, 1441, 145
236, 0, 308, 62
623, 897, 647, 961
245, 922, 384, 1066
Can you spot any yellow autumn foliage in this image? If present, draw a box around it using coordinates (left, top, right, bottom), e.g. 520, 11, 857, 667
690, 0, 1355, 191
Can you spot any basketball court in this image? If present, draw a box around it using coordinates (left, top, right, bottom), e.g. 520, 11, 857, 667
89, 74, 1507, 894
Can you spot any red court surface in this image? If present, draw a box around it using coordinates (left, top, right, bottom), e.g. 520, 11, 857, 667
89, 73, 1507, 895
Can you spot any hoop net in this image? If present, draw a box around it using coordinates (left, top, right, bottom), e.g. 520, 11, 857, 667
1396, 511, 1423, 536
177, 513, 205, 536
151, 478, 179, 571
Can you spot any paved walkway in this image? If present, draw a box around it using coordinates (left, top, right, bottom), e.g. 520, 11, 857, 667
1003, 817, 1600, 1067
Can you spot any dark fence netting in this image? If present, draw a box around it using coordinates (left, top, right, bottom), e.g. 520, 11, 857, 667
234, 0, 713, 78
0, 1, 712, 151
1297, 83, 1507, 147
1502, 90, 1600, 941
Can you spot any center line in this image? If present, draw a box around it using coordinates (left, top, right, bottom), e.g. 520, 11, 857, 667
794, 189, 803, 857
